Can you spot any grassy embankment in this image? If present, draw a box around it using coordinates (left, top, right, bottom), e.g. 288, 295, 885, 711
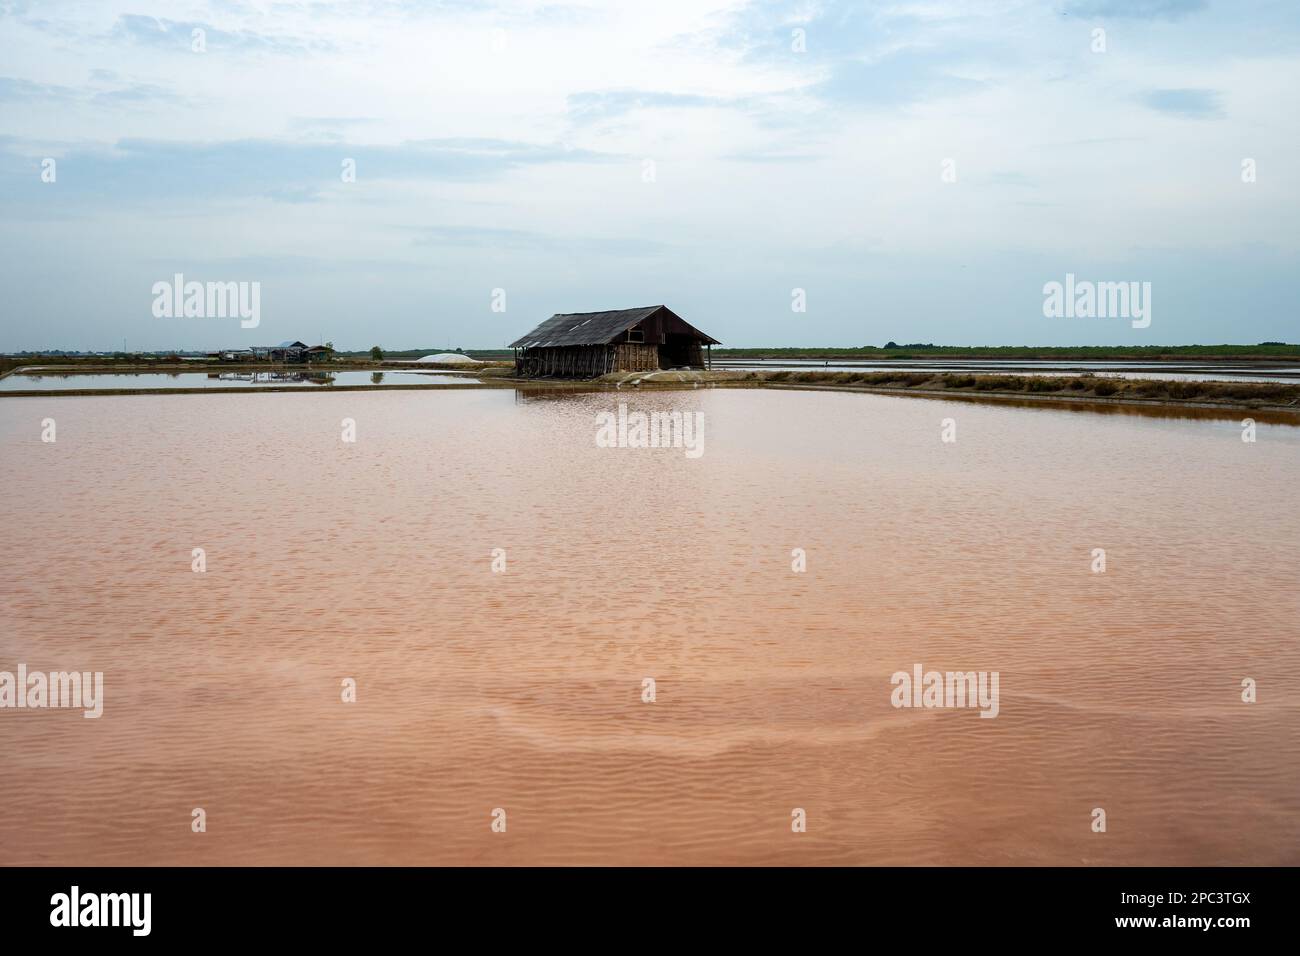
709, 344, 1300, 362
736, 369, 1300, 408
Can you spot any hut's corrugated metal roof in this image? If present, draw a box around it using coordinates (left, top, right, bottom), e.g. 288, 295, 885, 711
508, 306, 719, 348
508, 307, 662, 348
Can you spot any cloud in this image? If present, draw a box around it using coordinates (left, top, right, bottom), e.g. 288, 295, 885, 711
0, 74, 77, 102
110, 14, 326, 54
0, 136, 619, 203
814, 48, 986, 107
398, 138, 614, 169
567, 48, 988, 125
723, 150, 819, 163
987, 171, 1036, 187
1062, 0, 1207, 20
0, 72, 183, 108
708, 0, 998, 110
714, 0, 871, 62
567, 90, 735, 124
287, 117, 378, 136
264, 186, 323, 204
1141, 88, 1223, 118
90, 81, 184, 107
411, 225, 666, 257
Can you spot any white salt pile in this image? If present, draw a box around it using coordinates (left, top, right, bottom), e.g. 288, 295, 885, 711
417, 353, 480, 364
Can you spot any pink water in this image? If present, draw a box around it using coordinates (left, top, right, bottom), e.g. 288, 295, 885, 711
1, 388, 1297, 865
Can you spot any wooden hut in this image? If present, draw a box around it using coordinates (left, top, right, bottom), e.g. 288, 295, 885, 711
509, 306, 720, 379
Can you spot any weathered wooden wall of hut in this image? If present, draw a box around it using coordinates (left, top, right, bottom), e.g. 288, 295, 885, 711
517, 345, 618, 378
615, 343, 660, 372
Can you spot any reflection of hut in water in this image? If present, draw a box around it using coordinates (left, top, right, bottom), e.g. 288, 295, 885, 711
207, 370, 335, 385
509, 306, 720, 379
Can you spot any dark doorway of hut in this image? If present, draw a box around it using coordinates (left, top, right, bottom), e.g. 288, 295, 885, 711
661, 332, 704, 369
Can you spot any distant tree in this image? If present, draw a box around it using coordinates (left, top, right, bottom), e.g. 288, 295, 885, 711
370, 345, 384, 361
324, 341, 334, 350
884, 341, 899, 349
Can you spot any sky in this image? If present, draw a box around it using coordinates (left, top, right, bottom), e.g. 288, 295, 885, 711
0, 0, 1297, 351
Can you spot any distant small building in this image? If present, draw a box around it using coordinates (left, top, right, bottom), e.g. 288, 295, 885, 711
267, 340, 308, 362
210, 342, 333, 364
509, 305, 720, 378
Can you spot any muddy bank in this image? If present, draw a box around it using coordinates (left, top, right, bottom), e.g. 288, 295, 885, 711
591, 368, 1300, 415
